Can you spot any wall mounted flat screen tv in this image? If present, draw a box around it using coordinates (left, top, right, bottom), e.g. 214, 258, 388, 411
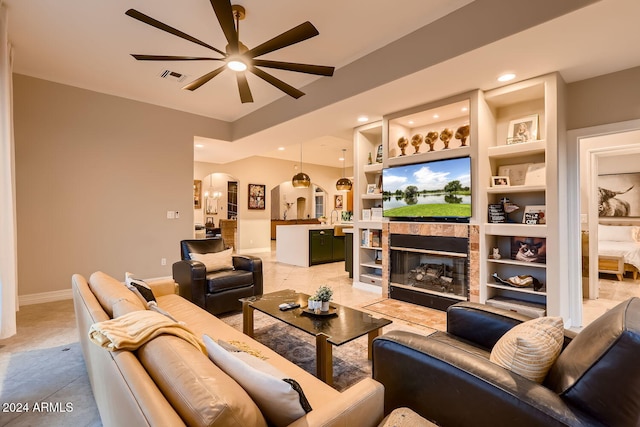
382, 156, 471, 222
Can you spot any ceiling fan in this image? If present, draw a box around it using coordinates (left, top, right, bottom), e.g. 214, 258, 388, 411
125, 0, 335, 103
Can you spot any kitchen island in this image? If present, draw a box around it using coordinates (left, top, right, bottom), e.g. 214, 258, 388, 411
276, 224, 352, 267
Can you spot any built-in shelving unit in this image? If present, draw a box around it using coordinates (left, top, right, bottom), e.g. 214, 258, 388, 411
478, 73, 568, 318
353, 122, 384, 292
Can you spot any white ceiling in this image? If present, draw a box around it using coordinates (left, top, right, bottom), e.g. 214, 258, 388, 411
6, 0, 640, 169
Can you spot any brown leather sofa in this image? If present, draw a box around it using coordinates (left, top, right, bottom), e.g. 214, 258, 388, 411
172, 238, 263, 315
73, 271, 384, 427
373, 299, 640, 427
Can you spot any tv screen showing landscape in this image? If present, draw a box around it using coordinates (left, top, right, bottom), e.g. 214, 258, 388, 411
382, 156, 471, 220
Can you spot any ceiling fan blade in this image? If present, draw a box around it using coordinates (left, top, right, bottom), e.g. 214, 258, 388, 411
236, 73, 254, 103
253, 59, 334, 76
126, 9, 226, 56
246, 21, 319, 59
182, 65, 227, 91
131, 54, 224, 61
210, 0, 238, 53
250, 67, 305, 99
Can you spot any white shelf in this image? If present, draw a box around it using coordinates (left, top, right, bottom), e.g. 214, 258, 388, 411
484, 223, 547, 238
387, 145, 472, 167
361, 193, 382, 200
363, 163, 383, 173
358, 221, 383, 229
361, 262, 383, 270
360, 245, 383, 250
486, 283, 547, 296
487, 258, 546, 269
487, 140, 545, 159
486, 185, 545, 194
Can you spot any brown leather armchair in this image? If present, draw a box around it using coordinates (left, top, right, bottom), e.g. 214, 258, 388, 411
172, 238, 263, 315
373, 298, 640, 427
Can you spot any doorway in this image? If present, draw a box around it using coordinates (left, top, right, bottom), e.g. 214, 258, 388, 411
568, 119, 640, 327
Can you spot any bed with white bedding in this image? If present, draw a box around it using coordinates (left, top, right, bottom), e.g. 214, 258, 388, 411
598, 224, 640, 280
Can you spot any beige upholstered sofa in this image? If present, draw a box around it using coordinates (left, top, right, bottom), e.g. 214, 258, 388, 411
72, 271, 384, 427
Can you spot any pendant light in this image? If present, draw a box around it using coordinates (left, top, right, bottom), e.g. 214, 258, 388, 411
336, 148, 352, 191
292, 143, 311, 188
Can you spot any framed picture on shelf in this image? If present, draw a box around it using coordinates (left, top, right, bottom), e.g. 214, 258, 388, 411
366, 184, 377, 194
371, 207, 383, 220
362, 209, 371, 221
510, 236, 546, 264
524, 163, 546, 186
376, 144, 383, 163
491, 176, 510, 187
247, 183, 266, 210
522, 205, 546, 224
498, 163, 531, 186
507, 114, 539, 144
334, 194, 343, 209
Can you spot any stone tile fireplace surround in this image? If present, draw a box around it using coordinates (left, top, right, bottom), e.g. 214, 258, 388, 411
382, 222, 480, 311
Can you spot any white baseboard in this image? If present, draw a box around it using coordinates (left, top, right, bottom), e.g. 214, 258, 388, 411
19, 289, 73, 306
353, 281, 383, 295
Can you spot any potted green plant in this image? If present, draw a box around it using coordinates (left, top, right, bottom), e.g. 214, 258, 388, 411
315, 285, 333, 312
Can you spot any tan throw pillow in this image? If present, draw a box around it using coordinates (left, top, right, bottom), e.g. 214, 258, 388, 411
203, 335, 312, 427
190, 248, 234, 273
490, 316, 564, 383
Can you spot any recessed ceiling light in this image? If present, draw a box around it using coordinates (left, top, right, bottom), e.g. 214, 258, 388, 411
461, 107, 468, 112
408, 120, 414, 125
433, 114, 439, 119
338, 157, 345, 161
357, 116, 369, 123
278, 147, 285, 151
498, 73, 516, 82
195, 144, 204, 148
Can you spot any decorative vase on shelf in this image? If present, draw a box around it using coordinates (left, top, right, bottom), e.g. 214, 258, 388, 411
397, 137, 408, 156
425, 131, 439, 151
455, 124, 470, 147
440, 128, 453, 149
410, 134, 423, 154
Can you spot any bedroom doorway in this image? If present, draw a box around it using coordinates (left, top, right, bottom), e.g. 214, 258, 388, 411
569, 120, 640, 327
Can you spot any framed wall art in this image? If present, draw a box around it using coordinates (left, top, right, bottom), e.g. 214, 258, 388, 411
248, 183, 266, 210
194, 180, 202, 209
334, 194, 344, 209
507, 114, 539, 144
598, 172, 640, 217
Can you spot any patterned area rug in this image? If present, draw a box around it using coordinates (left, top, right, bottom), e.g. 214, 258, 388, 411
219, 310, 432, 391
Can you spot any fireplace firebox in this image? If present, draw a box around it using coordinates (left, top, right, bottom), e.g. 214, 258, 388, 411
389, 234, 469, 311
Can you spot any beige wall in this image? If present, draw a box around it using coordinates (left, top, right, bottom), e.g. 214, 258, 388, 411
567, 66, 640, 130
13, 74, 227, 297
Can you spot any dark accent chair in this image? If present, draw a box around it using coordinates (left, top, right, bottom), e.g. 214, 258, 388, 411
373, 298, 640, 427
172, 238, 263, 315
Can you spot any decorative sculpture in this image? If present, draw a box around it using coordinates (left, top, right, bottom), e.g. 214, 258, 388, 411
397, 136, 409, 156
455, 124, 470, 147
440, 128, 453, 149
410, 134, 423, 154
425, 131, 439, 152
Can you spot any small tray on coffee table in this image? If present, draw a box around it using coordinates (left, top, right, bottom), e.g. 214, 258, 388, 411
301, 306, 338, 317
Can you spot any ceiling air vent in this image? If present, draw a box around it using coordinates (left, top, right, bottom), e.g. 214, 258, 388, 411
158, 69, 188, 83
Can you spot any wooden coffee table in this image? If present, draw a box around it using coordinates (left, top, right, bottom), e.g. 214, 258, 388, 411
241, 289, 392, 386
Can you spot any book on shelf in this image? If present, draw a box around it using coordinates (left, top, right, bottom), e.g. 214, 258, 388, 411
361, 229, 382, 247
362, 209, 371, 221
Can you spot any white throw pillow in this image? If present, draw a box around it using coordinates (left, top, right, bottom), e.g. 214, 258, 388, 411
598, 224, 635, 242
490, 316, 564, 383
190, 248, 234, 273
203, 335, 311, 427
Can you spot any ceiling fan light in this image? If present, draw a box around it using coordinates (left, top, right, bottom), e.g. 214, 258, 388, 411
292, 172, 311, 188
227, 59, 247, 72
336, 177, 352, 191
